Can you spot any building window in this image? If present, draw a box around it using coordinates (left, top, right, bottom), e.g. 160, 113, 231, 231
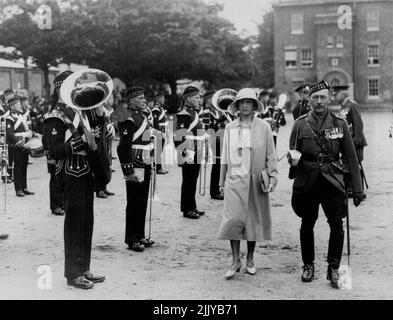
368, 45, 379, 65
336, 35, 344, 48
301, 49, 313, 67
331, 58, 339, 66
367, 10, 379, 31
291, 13, 303, 34
285, 49, 297, 68
327, 36, 334, 48
368, 79, 379, 97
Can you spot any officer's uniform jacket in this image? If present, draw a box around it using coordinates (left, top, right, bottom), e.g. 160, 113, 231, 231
289, 111, 363, 195
338, 98, 367, 149
174, 106, 205, 164
117, 108, 154, 176
260, 105, 286, 136
43, 103, 96, 178
292, 100, 310, 120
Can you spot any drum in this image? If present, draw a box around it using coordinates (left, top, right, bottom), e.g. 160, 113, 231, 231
25, 135, 45, 158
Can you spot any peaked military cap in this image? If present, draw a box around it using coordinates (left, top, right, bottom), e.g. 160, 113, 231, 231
309, 80, 330, 95
3, 88, 14, 95
295, 84, 311, 93
7, 96, 20, 106
182, 86, 200, 99
126, 87, 145, 101
331, 85, 349, 95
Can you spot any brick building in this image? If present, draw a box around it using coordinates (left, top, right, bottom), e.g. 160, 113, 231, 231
273, 0, 393, 108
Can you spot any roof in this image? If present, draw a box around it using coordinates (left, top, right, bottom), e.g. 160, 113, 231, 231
273, 0, 393, 7
0, 57, 59, 71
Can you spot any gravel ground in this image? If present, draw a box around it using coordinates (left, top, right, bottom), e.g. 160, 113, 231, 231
0, 111, 392, 300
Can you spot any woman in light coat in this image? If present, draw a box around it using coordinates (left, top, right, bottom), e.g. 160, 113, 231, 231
218, 88, 278, 279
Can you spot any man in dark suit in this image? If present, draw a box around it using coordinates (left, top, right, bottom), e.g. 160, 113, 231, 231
289, 80, 364, 288
174, 86, 205, 219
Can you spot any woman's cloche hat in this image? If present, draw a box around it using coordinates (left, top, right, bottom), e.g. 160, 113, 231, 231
229, 88, 264, 114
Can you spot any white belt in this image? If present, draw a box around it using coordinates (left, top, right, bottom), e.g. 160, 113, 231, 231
15, 132, 29, 137
185, 135, 208, 141
132, 143, 154, 151
159, 123, 168, 127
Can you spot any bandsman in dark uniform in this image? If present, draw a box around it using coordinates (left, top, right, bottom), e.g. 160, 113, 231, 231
292, 84, 311, 120
42, 72, 72, 216
151, 92, 169, 174
332, 85, 367, 162
117, 87, 155, 252
260, 91, 286, 147
43, 71, 105, 289
200, 90, 225, 200
3, 89, 15, 181
289, 81, 364, 288
174, 86, 206, 219
5, 97, 34, 197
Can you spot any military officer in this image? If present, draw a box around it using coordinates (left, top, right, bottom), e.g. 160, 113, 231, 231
117, 87, 155, 252
174, 86, 206, 219
289, 80, 364, 288
5, 97, 34, 197
332, 85, 367, 162
43, 71, 105, 289
292, 84, 311, 120
151, 92, 168, 174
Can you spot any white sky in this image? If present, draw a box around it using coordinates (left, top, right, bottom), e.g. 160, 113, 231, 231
205, 0, 275, 36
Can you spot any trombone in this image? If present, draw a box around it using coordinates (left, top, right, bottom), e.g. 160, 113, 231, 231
198, 133, 209, 196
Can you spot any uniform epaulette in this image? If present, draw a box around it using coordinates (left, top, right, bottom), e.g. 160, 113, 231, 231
333, 113, 346, 122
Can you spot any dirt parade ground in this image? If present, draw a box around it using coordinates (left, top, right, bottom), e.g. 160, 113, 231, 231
0, 111, 392, 300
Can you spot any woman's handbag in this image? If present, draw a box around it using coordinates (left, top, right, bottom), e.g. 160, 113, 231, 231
259, 168, 270, 192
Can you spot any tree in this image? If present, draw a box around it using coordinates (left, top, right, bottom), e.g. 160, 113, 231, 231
0, 0, 96, 99
253, 9, 275, 88
78, 0, 254, 108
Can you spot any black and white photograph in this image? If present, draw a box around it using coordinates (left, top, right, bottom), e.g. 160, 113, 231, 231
0, 0, 392, 304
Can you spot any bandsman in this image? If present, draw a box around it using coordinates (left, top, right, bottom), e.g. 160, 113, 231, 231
174, 86, 206, 219
117, 87, 155, 252
5, 97, 34, 197
151, 92, 169, 175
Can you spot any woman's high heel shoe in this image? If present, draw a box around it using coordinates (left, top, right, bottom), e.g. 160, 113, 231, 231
246, 260, 256, 275
225, 262, 242, 280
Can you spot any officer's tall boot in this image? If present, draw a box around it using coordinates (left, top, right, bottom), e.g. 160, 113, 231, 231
327, 228, 345, 288
300, 228, 315, 282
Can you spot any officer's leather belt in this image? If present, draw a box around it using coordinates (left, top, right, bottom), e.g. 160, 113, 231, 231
131, 143, 154, 151
302, 154, 339, 164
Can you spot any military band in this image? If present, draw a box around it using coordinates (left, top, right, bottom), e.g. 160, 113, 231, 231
1, 70, 372, 292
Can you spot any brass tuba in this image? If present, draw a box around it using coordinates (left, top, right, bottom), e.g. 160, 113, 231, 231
212, 88, 238, 115
60, 68, 113, 152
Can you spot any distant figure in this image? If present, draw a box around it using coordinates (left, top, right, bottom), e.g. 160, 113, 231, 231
292, 84, 311, 120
